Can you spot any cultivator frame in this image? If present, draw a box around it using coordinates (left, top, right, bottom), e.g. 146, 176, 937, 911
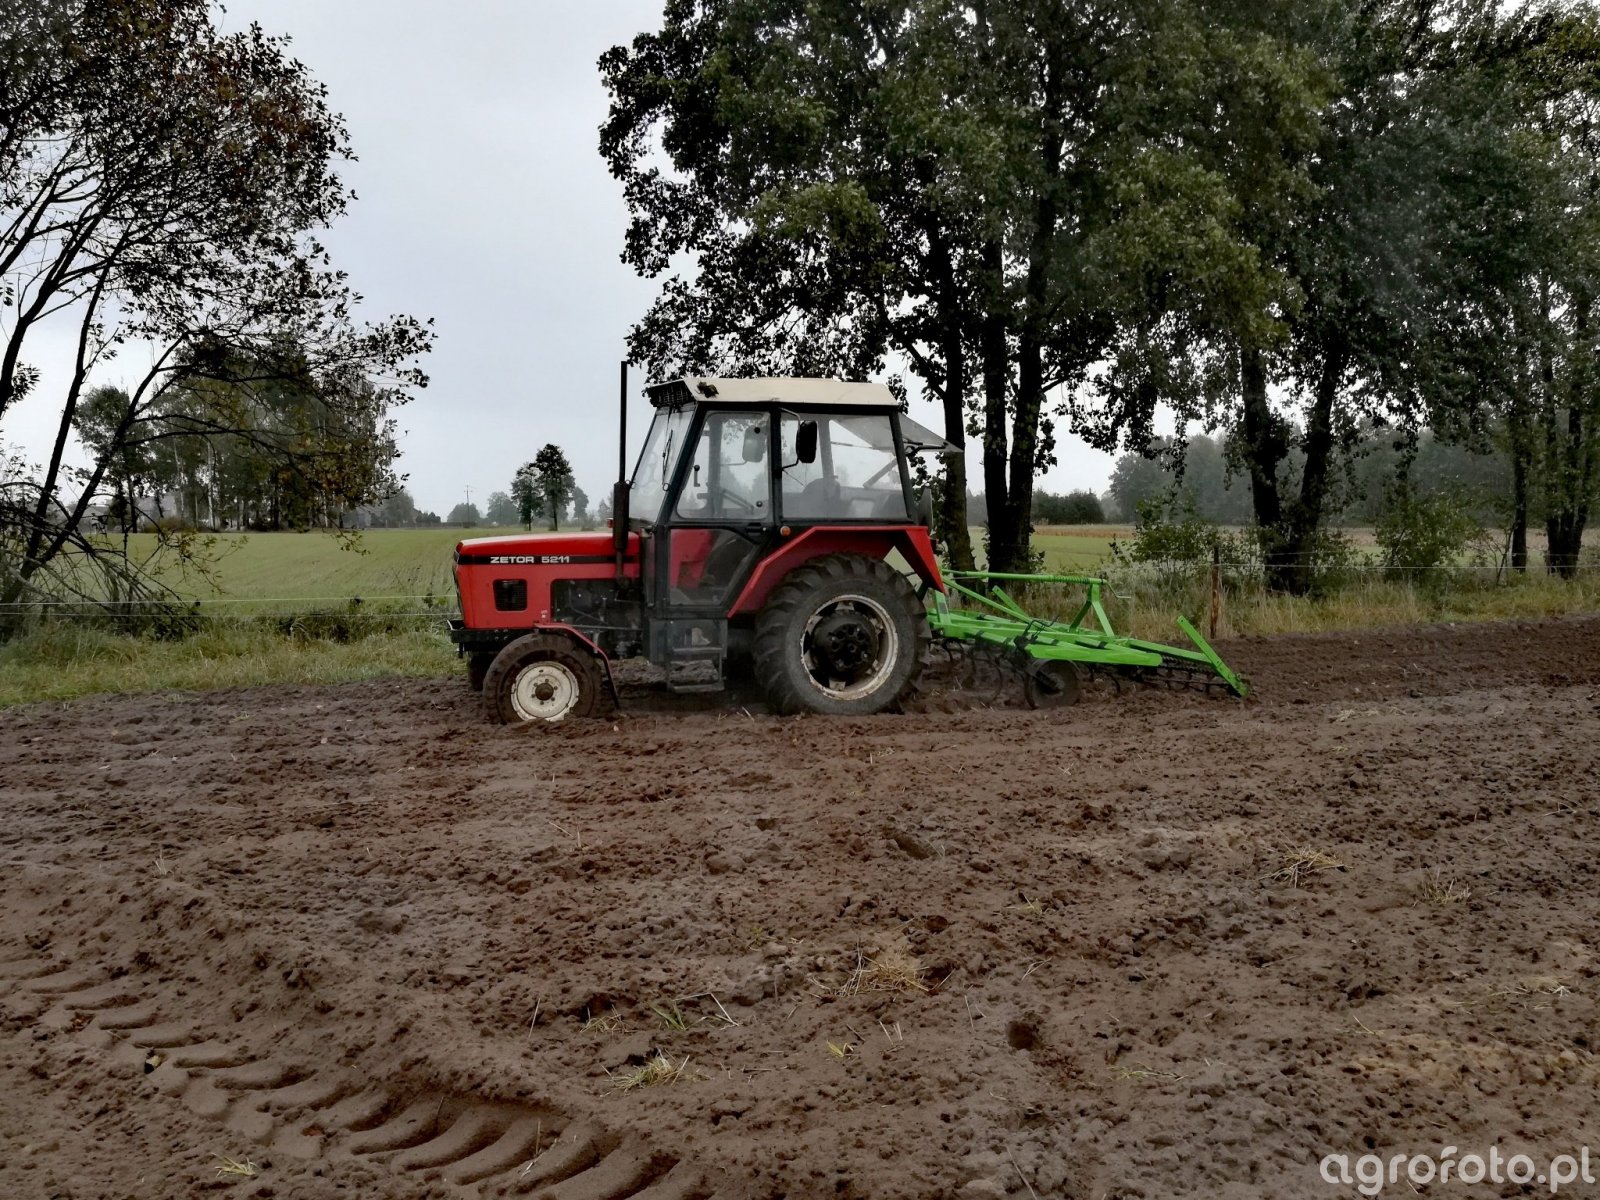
925, 571, 1249, 706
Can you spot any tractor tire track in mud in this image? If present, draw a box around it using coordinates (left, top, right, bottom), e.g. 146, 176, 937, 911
0, 953, 715, 1199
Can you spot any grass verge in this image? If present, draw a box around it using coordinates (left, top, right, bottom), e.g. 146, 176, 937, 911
0, 614, 456, 708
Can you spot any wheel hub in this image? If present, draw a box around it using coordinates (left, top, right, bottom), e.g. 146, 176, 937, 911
509, 660, 581, 722
800, 594, 899, 701
811, 611, 880, 676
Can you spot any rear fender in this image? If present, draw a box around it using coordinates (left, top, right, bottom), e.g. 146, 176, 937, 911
727, 525, 944, 616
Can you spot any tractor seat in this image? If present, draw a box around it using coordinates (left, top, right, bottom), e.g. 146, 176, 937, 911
785, 478, 841, 520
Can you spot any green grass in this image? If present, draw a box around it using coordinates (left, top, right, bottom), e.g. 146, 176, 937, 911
124, 526, 546, 604
0, 618, 456, 708
1029, 526, 1125, 572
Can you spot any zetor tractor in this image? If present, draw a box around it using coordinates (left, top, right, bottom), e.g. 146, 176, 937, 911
450, 374, 955, 723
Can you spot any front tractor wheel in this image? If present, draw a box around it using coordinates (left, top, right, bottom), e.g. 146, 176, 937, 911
483, 634, 602, 724
754, 554, 928, 716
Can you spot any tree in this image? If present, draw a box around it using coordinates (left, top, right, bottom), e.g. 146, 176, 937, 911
1107, 453, 1166, 528
569, 483, 591, 528
512, 464, 538, 530
377, 489, 419, 528
528, 444, 574, 531
601, 0, 1313, 575
76, 348, 403, 532
1090, 0, 1582, 592
447, 501, 481, 527
1035, 490, 1105, 525
1465, 11, 1600, 576
0, 0, 431, 614
484, 490, 519, 527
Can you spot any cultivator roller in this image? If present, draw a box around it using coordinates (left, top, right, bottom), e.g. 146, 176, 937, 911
925, 571, 1249, 707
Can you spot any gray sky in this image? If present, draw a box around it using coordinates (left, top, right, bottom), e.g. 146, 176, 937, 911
4, 2, 1119, 517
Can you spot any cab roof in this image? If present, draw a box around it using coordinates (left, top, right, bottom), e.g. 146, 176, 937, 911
645, 376, 897, 409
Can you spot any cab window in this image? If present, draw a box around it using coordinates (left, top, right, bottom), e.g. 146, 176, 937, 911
780, 413, 908, 521
674, 410, 771, 521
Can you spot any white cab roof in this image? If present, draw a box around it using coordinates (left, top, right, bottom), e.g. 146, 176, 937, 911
647, 376, 897, 408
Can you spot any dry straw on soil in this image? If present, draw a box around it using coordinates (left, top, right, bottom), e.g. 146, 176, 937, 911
612, 1052, 692, 1091
1261, 848, 1344, 887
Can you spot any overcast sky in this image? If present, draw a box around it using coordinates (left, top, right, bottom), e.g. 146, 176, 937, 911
3, 1, 1121, 518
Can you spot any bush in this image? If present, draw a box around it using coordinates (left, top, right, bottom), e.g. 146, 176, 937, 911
1111, 497, 1260, 588
1375, 488, 1487, 584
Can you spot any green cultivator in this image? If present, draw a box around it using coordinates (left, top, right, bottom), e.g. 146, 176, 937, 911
926, 571, 1249, 707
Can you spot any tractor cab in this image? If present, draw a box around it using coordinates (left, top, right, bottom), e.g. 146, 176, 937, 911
451, 375, 951, 721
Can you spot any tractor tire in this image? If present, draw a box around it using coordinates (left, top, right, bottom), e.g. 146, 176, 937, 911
466, 652, 494, 692
753, 554, 928, 716
483, 633, 602, 725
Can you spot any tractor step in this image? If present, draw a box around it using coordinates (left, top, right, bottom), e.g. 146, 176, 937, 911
666, 658, 725, 694
655, 618, 729, 694
668, 645, 723, 661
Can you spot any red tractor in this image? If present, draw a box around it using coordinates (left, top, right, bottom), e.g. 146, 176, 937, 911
450, 372, 954, 722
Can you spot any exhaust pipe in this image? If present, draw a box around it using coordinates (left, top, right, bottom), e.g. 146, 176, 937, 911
614, 360, 630, 581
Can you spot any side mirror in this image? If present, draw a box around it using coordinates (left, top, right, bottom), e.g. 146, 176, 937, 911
741, 424, 767, 464
795, 421, 818, 465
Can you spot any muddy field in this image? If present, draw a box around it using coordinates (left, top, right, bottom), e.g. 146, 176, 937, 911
2, 617, 1598, 1200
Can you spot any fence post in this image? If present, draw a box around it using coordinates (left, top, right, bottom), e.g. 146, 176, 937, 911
1209, 545, 1223, 640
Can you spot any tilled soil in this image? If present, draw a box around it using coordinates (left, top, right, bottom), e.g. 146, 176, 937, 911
2, 617, 1598, 1200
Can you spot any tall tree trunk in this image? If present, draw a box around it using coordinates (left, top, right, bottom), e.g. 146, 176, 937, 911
1280, 342, 1345, 595
1509, 443, 1530, 572
1541, 285, 1592, 579
1544, 389, 1590, 580
991, 29, 1064, 577
923, 223, 975, 573
1237, 343, 1288, 590
977, 240, 1014, 572
1003, 335, 1044, 574
1506, 304, 1536, 572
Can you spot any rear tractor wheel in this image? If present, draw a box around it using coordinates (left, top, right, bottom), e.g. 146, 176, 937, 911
753, 554, 928, 715
483, 633, 602, 724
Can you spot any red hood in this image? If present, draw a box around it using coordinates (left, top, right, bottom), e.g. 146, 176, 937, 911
453, 530, 640, 563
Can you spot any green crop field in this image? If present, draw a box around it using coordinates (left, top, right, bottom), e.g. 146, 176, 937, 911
129, 527, 519, 604
111, 525, 1128, 605
1029, 526, 1127, 572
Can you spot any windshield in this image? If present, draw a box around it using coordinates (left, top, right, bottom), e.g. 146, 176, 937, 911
629, 404, 694, 525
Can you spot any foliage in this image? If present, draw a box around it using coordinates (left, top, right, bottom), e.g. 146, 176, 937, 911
1033, 489, 1105, 525
446, 502, 481, 527
512, 464, 538, 530
601, 0, 1319, 575
1374, 487, 1489, 584
374, 489, 420, 528
604, 0, 1600, 593
0, 0, 431, 623
1113, 497, 1260, 589
526, 444, 574, 531
484, 491, 519, 527
570, 483, 591, 528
